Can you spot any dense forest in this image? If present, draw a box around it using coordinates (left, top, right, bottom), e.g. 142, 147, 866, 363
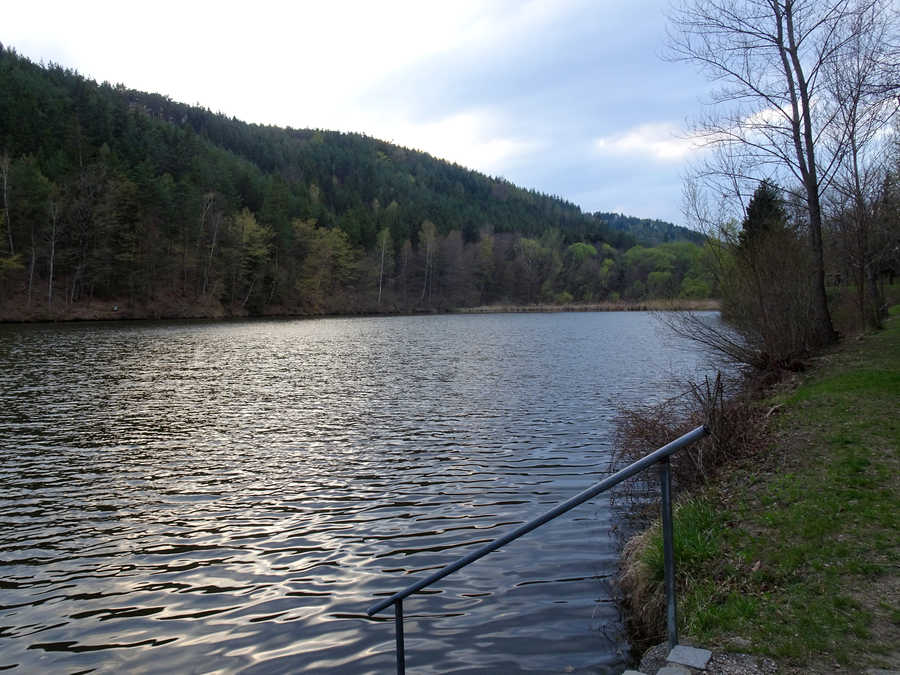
595, 212, 704, 246
0, 46, 714, 320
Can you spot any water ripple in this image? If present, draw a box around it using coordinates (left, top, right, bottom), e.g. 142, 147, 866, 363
0, 312, 718, 673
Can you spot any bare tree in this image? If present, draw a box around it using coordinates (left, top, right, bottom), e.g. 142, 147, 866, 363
201, 193, 221, 297
669, 0, 896, 346
376, 226, 392, 306
419, 220, 437, 304
47, 191, 61, 309
196, 191, 215, 296
823, 1, 899, 327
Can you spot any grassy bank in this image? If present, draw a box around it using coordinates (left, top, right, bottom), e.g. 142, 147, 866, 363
624, 306, 899, 672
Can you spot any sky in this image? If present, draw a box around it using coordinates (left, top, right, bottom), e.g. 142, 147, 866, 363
3, 0, 714, 227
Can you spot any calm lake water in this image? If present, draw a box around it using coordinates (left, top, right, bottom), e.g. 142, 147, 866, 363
0, 312, 718, 673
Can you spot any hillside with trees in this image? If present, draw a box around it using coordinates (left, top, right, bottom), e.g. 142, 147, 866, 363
595, 212, 705, 246
0, 45, 714, 320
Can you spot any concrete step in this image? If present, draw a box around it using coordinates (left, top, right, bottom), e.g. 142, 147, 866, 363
621, 644, 714, 674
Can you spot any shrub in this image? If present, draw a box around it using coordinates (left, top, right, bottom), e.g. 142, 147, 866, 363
613, 372, 765, 492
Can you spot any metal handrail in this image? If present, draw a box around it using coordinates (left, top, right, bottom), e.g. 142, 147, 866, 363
367, 424, 708, 673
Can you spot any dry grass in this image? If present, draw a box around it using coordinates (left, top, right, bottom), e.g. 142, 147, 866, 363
613, 372, 770, 493
455, 298, 721, 313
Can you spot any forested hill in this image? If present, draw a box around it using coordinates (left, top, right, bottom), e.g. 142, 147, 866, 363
0, 46, 713, 320
120, 90, 629, 246
596, 212, 704, 246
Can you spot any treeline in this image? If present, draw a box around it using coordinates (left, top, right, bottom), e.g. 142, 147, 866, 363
0, 46, 711, 319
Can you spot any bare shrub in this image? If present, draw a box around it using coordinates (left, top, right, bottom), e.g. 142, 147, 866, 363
612, 372, 769, 648
613, 372, 764, 495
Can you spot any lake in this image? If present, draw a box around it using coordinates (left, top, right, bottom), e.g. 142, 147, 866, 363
0, 311, 719, 673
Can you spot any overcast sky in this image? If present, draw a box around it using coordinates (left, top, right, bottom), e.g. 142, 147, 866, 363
4, 0, 714, 226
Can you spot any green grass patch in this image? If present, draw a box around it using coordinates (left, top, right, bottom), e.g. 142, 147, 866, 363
657, 306, 900, 670
786, 369, 900, 404
639, 498, 723, 584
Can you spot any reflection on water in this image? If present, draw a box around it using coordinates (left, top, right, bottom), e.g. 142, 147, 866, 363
0, 312, 717, 673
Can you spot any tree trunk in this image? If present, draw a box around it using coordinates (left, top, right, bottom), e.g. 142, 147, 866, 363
241, 277, 255, 308
866, 265, 882, 328
202, 211, 220, 296
27, 243, 35, 307
806, 191, 837, 343
48, 212, 56, 309
378, 239, 385, 305
266, 246, 279, 305
783, 1, 838, 345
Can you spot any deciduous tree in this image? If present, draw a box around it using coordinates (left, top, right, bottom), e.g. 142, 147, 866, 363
669, 0, 897, 346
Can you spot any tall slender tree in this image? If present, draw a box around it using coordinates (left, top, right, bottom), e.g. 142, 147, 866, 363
376, 226, 392, 306
47, 186, 61, 309
419, 220, 437, 303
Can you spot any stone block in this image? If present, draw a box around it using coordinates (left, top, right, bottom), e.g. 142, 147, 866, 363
667, 644, 712, 670
657, 666, 692, 675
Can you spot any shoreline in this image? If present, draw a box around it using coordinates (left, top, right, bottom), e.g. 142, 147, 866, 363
0, 298, 720, 325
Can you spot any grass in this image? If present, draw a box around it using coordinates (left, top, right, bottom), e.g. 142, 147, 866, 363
631, 306, 900, 671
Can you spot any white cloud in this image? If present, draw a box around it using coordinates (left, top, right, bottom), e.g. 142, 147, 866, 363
593, 122, 697, 162
3, 1, 503, 125
371, 109, 546, 175
743, 105, 789, 128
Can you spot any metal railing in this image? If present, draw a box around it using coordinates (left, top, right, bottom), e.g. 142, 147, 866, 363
367, 425, 708, 674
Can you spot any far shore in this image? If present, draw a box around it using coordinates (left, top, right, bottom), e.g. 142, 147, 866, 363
0, 296, 720, 324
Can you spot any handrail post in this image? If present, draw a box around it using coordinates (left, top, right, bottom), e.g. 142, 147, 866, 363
659, 456, 678, 651
394, 599, 405, 675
